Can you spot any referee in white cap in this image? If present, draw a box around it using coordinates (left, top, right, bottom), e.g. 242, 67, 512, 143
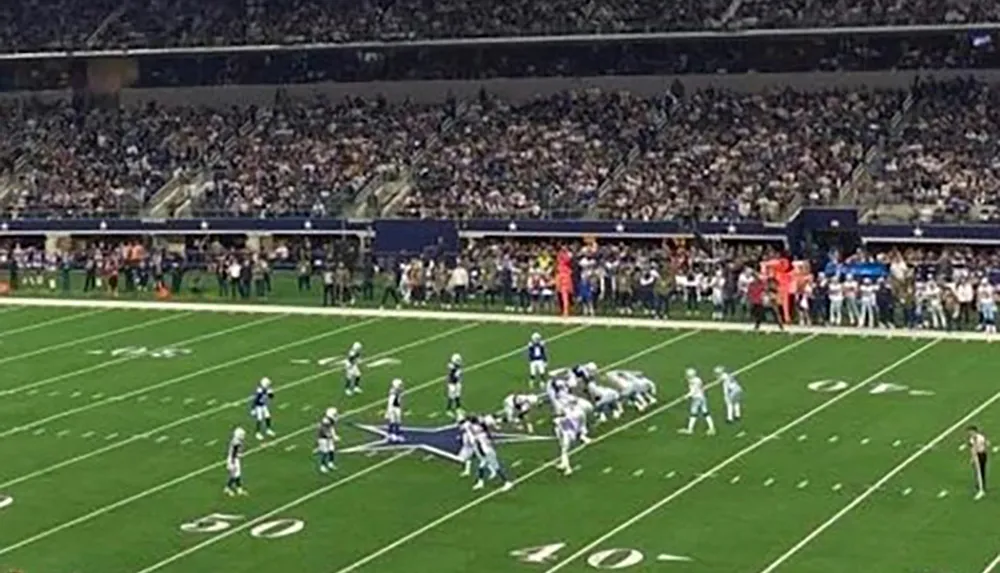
968, 425, 989, 500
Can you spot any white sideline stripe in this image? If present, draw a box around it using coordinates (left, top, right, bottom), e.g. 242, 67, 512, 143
0, 318, 381, 438
135, 452, 414, 573
0, 323, 595, 557
134, 327, 695, 571
0, 321, 479, 490
0, 296, 992, 342
542, 338, 942, 573
0, 312, 189, 366
0, 309, 106, 338
757, 387, 1000, 573
1, 314, 285, 396
981, 553, 1000, 573
329, 333, 819, 573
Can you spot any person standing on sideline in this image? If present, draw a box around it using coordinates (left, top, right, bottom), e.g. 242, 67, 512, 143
969, 425, 989, 500
322, 263, 335, 306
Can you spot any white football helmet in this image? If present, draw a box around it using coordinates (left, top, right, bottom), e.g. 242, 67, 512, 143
233, 427, 247, 441
391, 378, 403, 390
259, 377, 272, 389
531, 332, 542, 343
451, 353, 462, 366
326, 407, 338, 419
351, 342, 362, 353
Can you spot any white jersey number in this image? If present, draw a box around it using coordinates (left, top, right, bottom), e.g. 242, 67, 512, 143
181, 512, 306, 539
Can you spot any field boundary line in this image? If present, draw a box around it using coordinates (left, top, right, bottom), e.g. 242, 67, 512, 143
542, 338, 943, 573
136, 451, 415, 573
0, 309, 106, 338
331, 332, 820, 573
131, 328, 699, 573
0, 311, 190, 366
0, 321, 479, 489
0, 316, 379, 437
981, 553, 1000, 573
0, 314, 286, 396
0, 324, 599, 557
756, 385, 999, 573
1, 296, 995, 342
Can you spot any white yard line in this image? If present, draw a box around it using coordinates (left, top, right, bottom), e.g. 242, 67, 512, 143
135, 452, 415, 573
0, 312, 189, 366
981, 553, 1000, 573
0, 314, 286, 396
0, 321, 477, 490
0, 317, 381, 438
542, 338, 942, 573
0, 324, 596, 557
330, 332, 821, 573
756, 386, 1000, 573
0, 309, 106, 338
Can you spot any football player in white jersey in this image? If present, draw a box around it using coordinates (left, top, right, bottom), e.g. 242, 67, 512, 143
344, 342, 363, 395
607, 370, 650, 412
458, 416, 478, 477
564, 396, 593, 444
587, 381, 623, 423
316, 408, 340, 473
715, 366, 743, 423
225, 427, 248, 496
546, 373, 571, 414
386, 379, 404, 442
249, 377, 275, 440
446, 354, 464, 419
472, 418, 514, 491
502, 393, 539, 433
527, 332, 548, 387
554, 414, 583, 475
859, 278, 878, 328
679, 368, 716, 435
828, 276, 844, 325
843, 274, 860, 326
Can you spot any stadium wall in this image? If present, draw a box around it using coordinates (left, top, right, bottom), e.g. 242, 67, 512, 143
0, 296, 994, 342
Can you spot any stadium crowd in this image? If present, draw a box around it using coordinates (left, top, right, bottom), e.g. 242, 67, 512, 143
2, 0, 996, 51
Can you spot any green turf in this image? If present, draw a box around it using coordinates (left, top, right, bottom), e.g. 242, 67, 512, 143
0, 306, 998, 573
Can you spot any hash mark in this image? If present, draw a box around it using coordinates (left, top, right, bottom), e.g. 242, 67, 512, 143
427, 412, 440, 419
730, 475, 741, 484
632, 469, 645, 477
665, 471, 677, 479
860, 437, 870, 445
764, 478, 775, 487
365, 451, 379, 458
960, 444, 969, 451
797, 434, 807, 442
284, 445, 298, 452
511, 459, 523, 468
828, 435, 839, 443
47, 390, 60, 397
902, 487, 913, 496
937, 490, 949, 498
422, 454, 434, 461
736, 431, 747, 438
27, 389, 38, 396
71, 391, 82, 398
160, 397, 173, 403
278, 403, 290, 410
91, 393, 104, 400
32, 428, 46, 436
892, 439, 902, 448
797, 480, 809, 489
205, 399, 218, 406
301, 405, 312, 412
81, 431, 95, 439
647, 426, 658, 433
180, 438, 194, 445
56, 430, 71, 437
832, 483, 842, 492
602, 467, 613, 474
104, 433, 119, 440
204, 439, 219, 447
137, 396, 148, 402
155, 435, 169, 443
183, 398, 196, 405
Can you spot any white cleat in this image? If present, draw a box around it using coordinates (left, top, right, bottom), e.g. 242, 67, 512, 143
319, 465, 329, 474
976, 490, 986, 500
581, 436, 593, 445
265, 429, 276, 437
460, 470, 470, 477
501, 481, 514, 492
224, 488, 234, 497
255, 433, 265, 441
472, 480, 485, 490
678, 428, 693, 435
236, 488, 248, 496
707, 428, 716, 436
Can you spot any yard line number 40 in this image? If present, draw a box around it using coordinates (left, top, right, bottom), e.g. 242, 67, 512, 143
511, 542, 692, 569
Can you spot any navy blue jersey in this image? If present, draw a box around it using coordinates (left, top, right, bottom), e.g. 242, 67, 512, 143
250, 385, 272, 408
528, 341, 547, 362
448, 363, 462, 386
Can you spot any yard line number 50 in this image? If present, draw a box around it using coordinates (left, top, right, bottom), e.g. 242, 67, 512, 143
180, 513, 305, 539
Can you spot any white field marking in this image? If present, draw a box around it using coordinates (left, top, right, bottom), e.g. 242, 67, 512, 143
47, 390, 59, 397
764, 478, 776, 487
105, 433, 119, 441
300, 405, 312, 412
0, 325, 596, 551
797, 434, 808, 442
180, 438, 193, 445
32, 428, 46, 436
91, 393, 104, 400
0, 321, 483, 492
797, 480, 809, 489
892, 439, 902, 447
937, 489, 949, 498
133, 451, 412, 573
979, 553, 1000, 573
832, 483, 842, 492
666, 471, 677, 479
647, 425, 658, 433
0, 312, 188, 368
332, 333, 818, 573
603, 467, 613, 474
730, 475, 741, 484
0, 309, 106, 338
511, 459, 523, 468
26, 389, 38, 396
204, 399, 217, 406
0, 318, 382, 438
56, 430, 71, 437
540, 338, 940, 573
284, 445, 298, 452
902, 487, 912, 496
154, 436, 169, 444
0, 314, 283, 396
159, 397, 172, 404
70, 391, 82, 398
183, 398, 196, 405
80, 431, 95, 439
828, 435, 839, 443
422, 454, 434, 461
860, 437, 870, 445
136, 396, 147, 402
755, 387, 1000, 573
736, 431, 747, 438
427, 411, 439, 419
632, 469, 645, 477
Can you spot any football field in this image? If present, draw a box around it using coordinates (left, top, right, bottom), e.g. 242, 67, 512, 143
0, 302, 998, 573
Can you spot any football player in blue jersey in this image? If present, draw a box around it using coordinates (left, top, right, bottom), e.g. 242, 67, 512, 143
386, 378, 404, 442
225, 427, 248, 496
249, 377, 275, 440
316, 407, 340, 473
527, 332, 548, 387
446, 353, 464, 419
344, 342, 363, 395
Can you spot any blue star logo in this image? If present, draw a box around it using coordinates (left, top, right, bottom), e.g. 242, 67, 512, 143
340, 423, 554, 464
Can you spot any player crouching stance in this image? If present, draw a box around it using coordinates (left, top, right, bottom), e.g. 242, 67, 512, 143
587, 381, 623, 423
316, 408, 340, 473
679, 368, 716, 435
554, 413, 588, 475
250, 377, 276, 440
385, 378, 405, 442
471, 416, 514, 491
503, 393, 539, 433
224, 427, 248, 496
715, 366, 744, 423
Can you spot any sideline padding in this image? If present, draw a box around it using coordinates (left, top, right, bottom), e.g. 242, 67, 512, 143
0, 296, 992, 342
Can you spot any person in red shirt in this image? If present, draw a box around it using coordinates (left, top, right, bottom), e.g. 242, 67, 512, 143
748, 272, 783, 330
